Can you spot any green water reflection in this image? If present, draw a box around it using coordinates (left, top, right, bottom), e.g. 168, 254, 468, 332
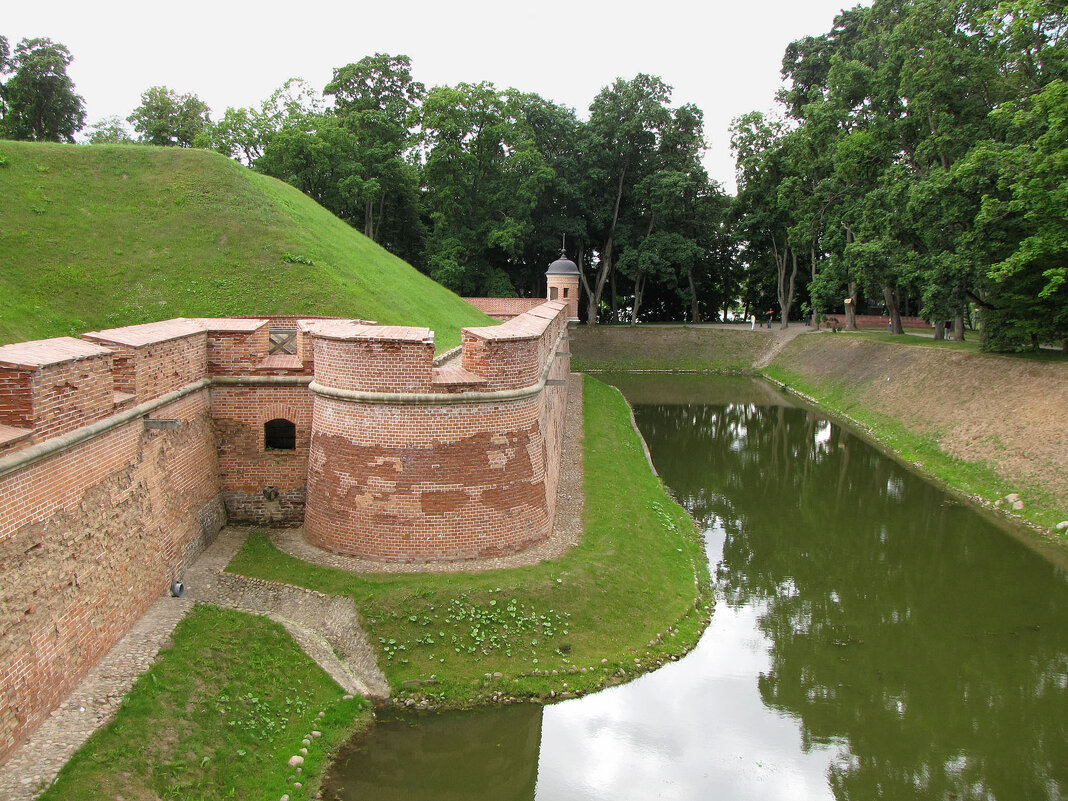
627, 374, 1067, 800
325, 704, 541, 800
324, 374, 1067, 801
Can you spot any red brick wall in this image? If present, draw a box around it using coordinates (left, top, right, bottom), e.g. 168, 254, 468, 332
463, 297, 544, 320
305, 302, 571, 562
0, 305, 573, 761
305, 396, 551, 561
130, 335, 208, 403
28, 357, 117, 441
311, 330, 435, 394
0, 369, 32, 430
831, 314, 928, 329
206, 326, 270, 375
211, 386, 311, 523
0, 390, 222, 761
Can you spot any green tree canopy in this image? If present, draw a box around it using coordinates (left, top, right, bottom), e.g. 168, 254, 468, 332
0, 37, 85, 142
128, 86, 211, 147
85, 115, 133, 144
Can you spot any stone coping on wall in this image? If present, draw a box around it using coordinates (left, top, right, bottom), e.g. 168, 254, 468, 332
304, 321, 432, 344
193, 317, 269, 333
463, 300, 567, 342
82, 318, 205, 348
0, 336, 113, 369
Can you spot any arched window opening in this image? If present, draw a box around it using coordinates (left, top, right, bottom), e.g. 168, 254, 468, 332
264, 418, 296, 450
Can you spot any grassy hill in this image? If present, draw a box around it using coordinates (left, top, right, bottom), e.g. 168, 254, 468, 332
0, 141, 493, 350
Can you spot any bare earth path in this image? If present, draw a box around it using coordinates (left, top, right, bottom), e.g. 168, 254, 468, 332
0, 373, 586, 799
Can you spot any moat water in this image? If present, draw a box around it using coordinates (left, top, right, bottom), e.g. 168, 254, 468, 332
324, 374, 1068, 801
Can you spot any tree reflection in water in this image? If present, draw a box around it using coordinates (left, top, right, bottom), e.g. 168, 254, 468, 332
635, 394, 1068, 801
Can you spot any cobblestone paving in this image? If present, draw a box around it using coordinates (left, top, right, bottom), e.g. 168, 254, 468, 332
272, 372, 585, 574
0, 372, 586, 797
184, 530, 390, 700
0, 593, 194, 800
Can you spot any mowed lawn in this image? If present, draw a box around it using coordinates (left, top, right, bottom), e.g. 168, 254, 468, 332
0, 141, 492, 350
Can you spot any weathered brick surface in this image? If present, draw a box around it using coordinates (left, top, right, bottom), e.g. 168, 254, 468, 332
306, 301, 571, 561
0, 303, 572, 763
0, 390, 222, 761
211, 386, 311, 523
305, 396, 551, 561
462, 297, 545, 320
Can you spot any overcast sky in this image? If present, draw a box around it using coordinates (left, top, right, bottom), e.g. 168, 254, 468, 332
6, 0, 863, 192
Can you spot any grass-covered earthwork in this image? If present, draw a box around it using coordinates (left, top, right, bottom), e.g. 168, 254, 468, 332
227, 375, 714, 707
570, 325, 767, 372
0, 141, 492, 350
38, 606, 370, 801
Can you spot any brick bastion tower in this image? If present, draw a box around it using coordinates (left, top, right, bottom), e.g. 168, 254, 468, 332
303, 304, 571, 561
0, 299, 570, 763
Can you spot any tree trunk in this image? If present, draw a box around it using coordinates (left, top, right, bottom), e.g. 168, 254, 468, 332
810, 246, 820, 329
581, 167, 628, 326
610, 269, 618, 321
687, 265, 701, 323
373, 193, 385, 242
882, 285, 904, 334
775, 242, 799, 330
845, 281, 858, 330
630, 272, 645, 324
579, 238, 613, 326
953, 314, 965, 341
364, 199, 374, 239
933, 319, 945, 340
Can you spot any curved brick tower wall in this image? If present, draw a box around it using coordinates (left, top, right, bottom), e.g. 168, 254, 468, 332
304, 303, 569, 561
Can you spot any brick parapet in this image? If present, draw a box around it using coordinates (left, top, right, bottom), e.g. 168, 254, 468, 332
83, 321, 209, 405
462, 297, 545, 321
0, 303, 574, 761
461, 301, 568, 392
0, 338, 118, 446
310, 324, 435, 394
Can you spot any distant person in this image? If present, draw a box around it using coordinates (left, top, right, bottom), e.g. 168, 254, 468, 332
766, 309, 774, 328
944, 320, 951, 338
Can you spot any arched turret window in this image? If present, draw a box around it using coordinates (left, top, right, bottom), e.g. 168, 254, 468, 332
264, 418, 296, 450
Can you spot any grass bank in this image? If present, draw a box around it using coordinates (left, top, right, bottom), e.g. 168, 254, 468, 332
764, 335, 1068, 541
0, 142, 492, 350
227, 375, 713, 707
39, 606, 370, 801
571, 325, 768, 372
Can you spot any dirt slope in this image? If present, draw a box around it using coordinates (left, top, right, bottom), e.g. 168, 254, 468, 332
771, 334, 1068, 528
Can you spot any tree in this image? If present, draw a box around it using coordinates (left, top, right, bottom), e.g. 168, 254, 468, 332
418, 82, 553, 295
128, 86, 211, 147
86, 115, 133, 144
324, 54, 425, 244
580, 74, 674, 323
0, 37, 85, 142
256, 113, 364, 225
212, 78, 322, 165
960, 80, 1068, 350
731, 111, 805, 329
